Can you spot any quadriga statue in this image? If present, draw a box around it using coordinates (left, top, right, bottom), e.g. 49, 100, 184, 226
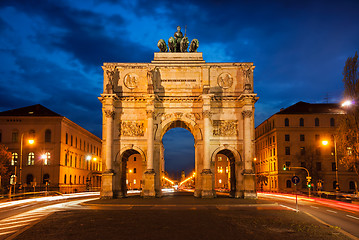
157, 26, 199, 53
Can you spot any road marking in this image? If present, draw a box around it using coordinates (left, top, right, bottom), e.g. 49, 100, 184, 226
346, 215, 359, 220
279, 204, 298, 212
326, 210, 337, 214
310, 206, 319, 209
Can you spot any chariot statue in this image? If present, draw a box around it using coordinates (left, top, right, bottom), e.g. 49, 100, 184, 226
157, 26, 199, 53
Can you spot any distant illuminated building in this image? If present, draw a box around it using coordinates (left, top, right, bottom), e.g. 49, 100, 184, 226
215, 154, 230, 189
126, 154, 143, 189
0, 104, 103, 193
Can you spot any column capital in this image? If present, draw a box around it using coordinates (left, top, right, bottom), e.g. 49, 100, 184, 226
242, 110, 252, 118
104, 110, 115, 119
203, 110, 212, 119
146, 110, 154, 118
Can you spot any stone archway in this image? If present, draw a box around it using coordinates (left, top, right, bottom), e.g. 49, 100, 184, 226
99, 51, 258, 199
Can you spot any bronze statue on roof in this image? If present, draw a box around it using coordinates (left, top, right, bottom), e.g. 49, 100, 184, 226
157, 26, 198, 52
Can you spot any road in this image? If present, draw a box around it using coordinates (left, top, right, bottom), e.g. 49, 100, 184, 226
258, 192, 359, 239
0, 192, 99, 240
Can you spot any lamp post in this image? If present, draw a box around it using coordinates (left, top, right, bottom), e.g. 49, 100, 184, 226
19, 133, 34, 191
322, 138, 340, 194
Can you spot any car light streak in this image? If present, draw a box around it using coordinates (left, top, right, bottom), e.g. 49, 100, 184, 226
346, 215, 359, 220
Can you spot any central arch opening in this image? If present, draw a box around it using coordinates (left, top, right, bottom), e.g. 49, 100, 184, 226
162, 120, 195, 191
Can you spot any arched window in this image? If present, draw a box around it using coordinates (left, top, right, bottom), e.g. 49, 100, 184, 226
26, 174, 34, 185
66, 133, 68, 144
284, 118, 289, 127
43, 152, 51, 165
12, 131, 19, 143
70, 175, 72, 184
43, 173, 50, 184
65, 153, 68, 166
299, 118, 304, 127
286, 180, 292, 188
45, 129, 51, 142
74, 175, 77, 184
315, 118, 319, 126
27, 152, 35, 165
11, 152, 18, 165
330, 118, 335, 127
64, 174, 67, 184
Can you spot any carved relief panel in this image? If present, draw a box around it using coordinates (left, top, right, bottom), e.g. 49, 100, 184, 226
213, 120, 238, 136
119, 121, 144, 136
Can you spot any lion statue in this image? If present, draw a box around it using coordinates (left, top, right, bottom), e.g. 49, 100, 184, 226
180, 37, 189, 52
189, 39, 199, 52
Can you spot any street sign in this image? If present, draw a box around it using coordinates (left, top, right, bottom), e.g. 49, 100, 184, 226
292, 176, 300, 184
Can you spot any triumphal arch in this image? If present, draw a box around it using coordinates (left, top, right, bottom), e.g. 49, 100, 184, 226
99, 27, 258, 199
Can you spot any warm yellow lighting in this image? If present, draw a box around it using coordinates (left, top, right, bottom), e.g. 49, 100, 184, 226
41, 154, 46, 159
322, 140, 329, 146
129, 169, 132, 173
342, 100, 353, 107
254, 157, 257, 161
179, 174, 196, 187
93, 157, 97, 161
86, 155, 91, 161
28, 139, 34, 144
162, 176, 175, 185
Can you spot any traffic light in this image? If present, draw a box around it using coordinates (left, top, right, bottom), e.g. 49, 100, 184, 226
283, 164, 287, 170
306, 176, 312, 187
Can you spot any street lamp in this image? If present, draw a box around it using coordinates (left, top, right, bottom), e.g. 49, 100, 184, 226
19, 133, 34, 190
322, 138, 340, 194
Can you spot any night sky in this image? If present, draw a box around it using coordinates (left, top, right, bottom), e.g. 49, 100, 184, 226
0, 0, 358, 176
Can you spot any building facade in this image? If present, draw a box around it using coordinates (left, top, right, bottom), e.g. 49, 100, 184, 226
100, 49, 258, 198
255, 101, 358, 193
214, 153, 231, 190
0, 104, 103, 193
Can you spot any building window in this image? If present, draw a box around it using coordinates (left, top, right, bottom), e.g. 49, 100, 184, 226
332, 162, 336, 171
65, 153, 68, 166
349, 181, 355, 190
74, 175, 77, 184
273, 136, 275, 143
300, 147, 306, 156
284, 118, 289, 127
286, 180, 292, 188
28, 152, 35, 165
11, 152, 18, 165
43, 174, 50, 184
273, 148, 276, 156
218, 156, 222, 161
66, 133, 68, 144
285, 134, 290, 141
45, 129, 51, 143
315, 118, 319, 126
285, 147, 290, 155
315, 134, 320, 141
134, 157, 136, 161
330, 118, 335, 127
219, 179, 222, 184
12, 131, 19, 143
43, 152, 51, 165
333, 181, 337, 189
0, 132, 2, 142
26, 174, 34, 185
316, 162, 322, 171
134, 168, 136, 173
64, 174, 67, 184
71, 135, 73, 146
134, 179, 137, 185
300, 134, 305, 141
299, 118, 304, 127
75, 137, 77, 148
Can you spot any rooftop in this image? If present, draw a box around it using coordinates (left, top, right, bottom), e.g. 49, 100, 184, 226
0, 104, 62, 117
276, 101, 344, 115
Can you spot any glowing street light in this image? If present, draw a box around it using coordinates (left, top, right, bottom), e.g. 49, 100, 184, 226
341, 100, 353, 107
19, 133, 35, 190
321, 140, 329, 146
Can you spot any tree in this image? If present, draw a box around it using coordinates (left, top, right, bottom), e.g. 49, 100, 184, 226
0, 144, 12, 192
337, 51, 359, 177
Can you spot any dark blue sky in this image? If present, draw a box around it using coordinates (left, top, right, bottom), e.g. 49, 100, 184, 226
0, 0, 358, 176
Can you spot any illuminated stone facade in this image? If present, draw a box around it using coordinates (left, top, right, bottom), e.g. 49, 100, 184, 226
100, 52, 258, 198
255, 102, 358, 193
0, 104, 103, 193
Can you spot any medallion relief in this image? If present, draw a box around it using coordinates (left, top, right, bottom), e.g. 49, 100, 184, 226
119, 121, 144, 136
213, 120, 238, 136
123, 73, 138, 89
217, 73, 233, 89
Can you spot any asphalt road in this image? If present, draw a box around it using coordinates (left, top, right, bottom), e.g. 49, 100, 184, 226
258, 193, 359, 239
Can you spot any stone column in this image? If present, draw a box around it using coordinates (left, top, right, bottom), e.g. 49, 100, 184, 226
242, 109, 256, 199
101, 109, 115, 199
142, 109, 156, 197
201, 94, 215, 198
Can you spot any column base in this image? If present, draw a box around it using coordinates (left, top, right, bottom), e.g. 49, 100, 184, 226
201, 169, 216, 198
235, 190, 244, 199
100, 171, 115, 199
141, 170, 156, 198
194, 189, 202, 198
243, 170, 256, 199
